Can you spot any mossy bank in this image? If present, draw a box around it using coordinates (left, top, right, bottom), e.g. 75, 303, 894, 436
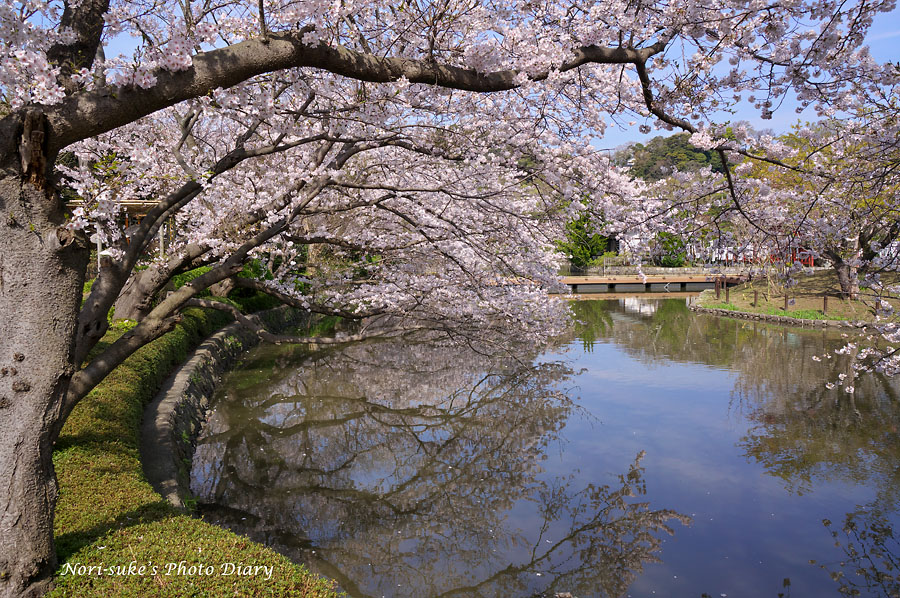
50, 306, 341, 598
141, 306, 309, 509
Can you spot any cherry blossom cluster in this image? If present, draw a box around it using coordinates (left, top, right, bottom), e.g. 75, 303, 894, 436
60, 71, 592, 344
3, 49, 64, 107
6, 0, 897, 367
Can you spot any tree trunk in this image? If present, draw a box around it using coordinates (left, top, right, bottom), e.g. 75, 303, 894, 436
113, 265, 170, 321
834, 262, 860, 300
0, 117, 88, 597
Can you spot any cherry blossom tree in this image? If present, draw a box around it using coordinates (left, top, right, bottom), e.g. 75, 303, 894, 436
640, 116, 900, 386
731, 119, 900, 299
620, 118, 893, 291
0, 0, 897, 595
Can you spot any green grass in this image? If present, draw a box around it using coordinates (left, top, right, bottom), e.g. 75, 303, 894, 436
704, 301, 847, 321
50, 306, 341, 598
760, 307, 848, 321
704, 302, 740, 311
697, 270, 900, 323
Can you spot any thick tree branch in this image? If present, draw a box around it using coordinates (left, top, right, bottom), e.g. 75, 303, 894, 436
67, 171, 338, 409
44, 30, 670, 152
232, 277, 382, 319
45, 0, 111, 90
633, 59, 695, 134
73, 130, 332, 361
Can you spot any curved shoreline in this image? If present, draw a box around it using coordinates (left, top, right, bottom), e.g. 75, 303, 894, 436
140, 306, 308, 508
141, 296, 870, 511
688, 304, 870, 330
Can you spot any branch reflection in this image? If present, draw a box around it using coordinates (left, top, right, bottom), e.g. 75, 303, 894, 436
191, 335, 688, 597
572, 298, 900, 594
568, 299, 900, 499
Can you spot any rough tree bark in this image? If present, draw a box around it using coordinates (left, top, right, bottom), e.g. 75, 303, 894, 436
825, 244, 863, 301
834, 262, 861, 300
0, 112, 88, 598
113, 264, 175, 322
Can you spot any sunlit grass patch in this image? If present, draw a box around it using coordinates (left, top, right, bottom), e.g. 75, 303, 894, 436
698, 270, 899, 323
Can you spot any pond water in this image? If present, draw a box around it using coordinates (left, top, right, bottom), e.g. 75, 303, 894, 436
191, 298, 900, 598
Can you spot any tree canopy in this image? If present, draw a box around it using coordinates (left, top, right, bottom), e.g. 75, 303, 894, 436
0, 0, 898, 595
617, 132, 726, 182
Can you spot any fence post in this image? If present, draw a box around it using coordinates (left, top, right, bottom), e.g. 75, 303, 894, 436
715, 278, 721, 299
784, 296, 789, 312
823, 295, 828, 314
754, 290, 758, 307
725, 282, 730, 304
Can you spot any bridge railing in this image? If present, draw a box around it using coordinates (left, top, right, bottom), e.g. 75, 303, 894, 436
558, 259, 754, 277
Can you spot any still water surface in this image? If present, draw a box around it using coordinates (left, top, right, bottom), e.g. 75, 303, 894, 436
191, 298, 900, 597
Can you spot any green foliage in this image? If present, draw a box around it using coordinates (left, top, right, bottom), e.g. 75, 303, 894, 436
556, 213, 609, 269
613, 132, 731, 262
654, 231, 687, 267
51, 308, 340, 598
234, 256, 316, 296
239, 259, 273, 281
171, 266, 213, 290
617, 132, 726, 182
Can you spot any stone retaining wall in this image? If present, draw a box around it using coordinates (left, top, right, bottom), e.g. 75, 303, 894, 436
689, 304, 869, 329
140, 306, 308, 508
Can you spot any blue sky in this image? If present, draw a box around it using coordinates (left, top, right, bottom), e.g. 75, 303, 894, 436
598, 8, 900, 149
104, 7, 898, 150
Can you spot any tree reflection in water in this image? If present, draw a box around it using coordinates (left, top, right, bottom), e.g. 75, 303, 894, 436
818, 510, 900, 598
574, 299, 900, 499
191, 335, 689, 598
736, 339, 900, 598
584, 298, 900, 595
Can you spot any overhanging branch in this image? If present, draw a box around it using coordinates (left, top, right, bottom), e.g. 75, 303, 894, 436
185, 298, 414, 344
232, 277, 382, 319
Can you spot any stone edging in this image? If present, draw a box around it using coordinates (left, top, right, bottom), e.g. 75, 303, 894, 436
140, 306, 308, 508
689, 304, 869, 329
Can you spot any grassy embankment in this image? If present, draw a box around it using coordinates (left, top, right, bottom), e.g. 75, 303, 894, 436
50, 292, 341, 597
698, 269, 900, 322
